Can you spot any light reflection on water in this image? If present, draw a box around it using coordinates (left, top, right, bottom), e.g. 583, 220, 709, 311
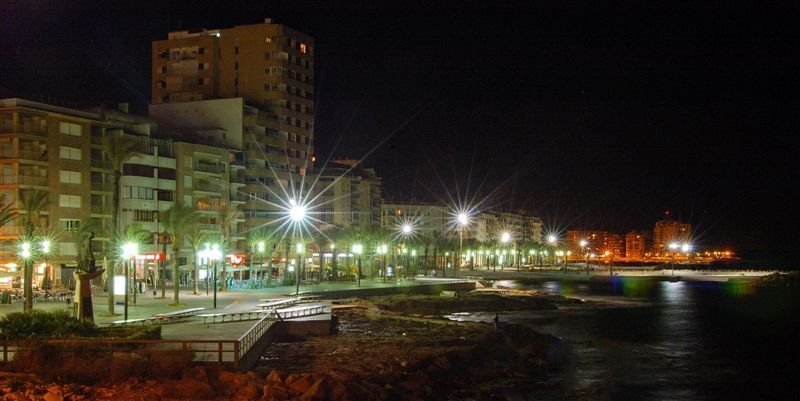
445, 278, 799, 400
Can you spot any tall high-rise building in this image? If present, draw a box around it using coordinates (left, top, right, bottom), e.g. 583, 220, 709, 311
151, 19, 316, 240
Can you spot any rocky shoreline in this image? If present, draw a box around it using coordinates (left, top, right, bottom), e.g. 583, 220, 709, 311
0, 290, 574, 400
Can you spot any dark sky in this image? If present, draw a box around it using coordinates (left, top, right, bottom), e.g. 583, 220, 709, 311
2, 1, 798, 263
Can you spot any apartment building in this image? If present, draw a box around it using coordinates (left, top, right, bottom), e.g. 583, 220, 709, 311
380, 202, 450, 240
151, 19, 315, 242
625, 230, 649, 261
652, 217, 692, 257
314, 160, 381, 230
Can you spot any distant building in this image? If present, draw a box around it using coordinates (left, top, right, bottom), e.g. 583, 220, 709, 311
313, 160, 382, 230
652, 216, 692, 257
625, 230, 649, 261
566, 230, 611, 261
380, 202, 450, 240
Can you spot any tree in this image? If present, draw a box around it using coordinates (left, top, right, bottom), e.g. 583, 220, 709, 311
161, 202, 199, 305
0, 201, 16, 228
20, 190, 48, 313
185, 222, 207, 295
103, 131, 144, 314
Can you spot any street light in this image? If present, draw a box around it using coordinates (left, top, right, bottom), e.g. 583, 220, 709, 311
206, 243, 222, 308
121, 242, 139, 321
256, 240, 266, 287
352, 243, 363, 287
580, 239, 589, 275
500, 232, 511, 271
457, 212, 469, 276
668, 242, 679, 275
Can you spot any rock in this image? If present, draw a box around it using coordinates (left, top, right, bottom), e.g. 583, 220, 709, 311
298, 378, 326, 401
42, 388, 63, 401
266, 369, 283, 386
288, 375, 313, 394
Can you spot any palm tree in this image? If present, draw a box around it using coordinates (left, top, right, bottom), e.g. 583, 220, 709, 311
185, 222, 207, 295
248, 228, 276, 286
103, 131, 144, 314
161, 202, 199, 305
0, 201, 16, 228
20, 190, 48, 312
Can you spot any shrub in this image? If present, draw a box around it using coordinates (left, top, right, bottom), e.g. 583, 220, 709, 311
0, 310, 99, 339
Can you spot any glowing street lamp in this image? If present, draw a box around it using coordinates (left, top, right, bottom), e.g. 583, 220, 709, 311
256, 240, 266, 286
121, 242, 139, 321
457, 212, 469, 275
580, 239, 589, 274
668, 242, 680, 274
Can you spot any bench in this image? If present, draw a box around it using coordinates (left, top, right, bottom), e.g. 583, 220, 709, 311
154, 307, 206, 318
196, 310, 269, 324
274, 303, 327, 320
110, 318, 150, 326
256, 298, 299, 310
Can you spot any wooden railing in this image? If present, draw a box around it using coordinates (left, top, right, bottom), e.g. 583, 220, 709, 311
0, 339, 241, 365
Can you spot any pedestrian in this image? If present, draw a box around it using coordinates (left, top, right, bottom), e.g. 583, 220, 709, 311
493, 313, 500, 331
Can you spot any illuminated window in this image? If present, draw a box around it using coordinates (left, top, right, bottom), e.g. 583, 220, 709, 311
59, 146, 81, 160
59, 219, 80, 232
59, 194, 81, 208
59, 170, 81, 184
300, 43, 307, 53
59, 122, 82, 136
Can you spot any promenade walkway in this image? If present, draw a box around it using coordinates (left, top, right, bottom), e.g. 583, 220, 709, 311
0, 277, 472, 342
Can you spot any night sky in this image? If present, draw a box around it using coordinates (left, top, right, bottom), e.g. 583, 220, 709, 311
2, 1, 798, 265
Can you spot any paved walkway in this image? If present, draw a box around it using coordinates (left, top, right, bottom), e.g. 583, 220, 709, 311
0, 278, 437, 341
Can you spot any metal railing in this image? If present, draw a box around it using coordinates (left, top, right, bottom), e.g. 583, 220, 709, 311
238, 314, 278, 361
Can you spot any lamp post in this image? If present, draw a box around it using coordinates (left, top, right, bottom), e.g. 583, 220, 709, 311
668, 242, 679, 275
207, 243, 222, 308
353, 243, 363, 287
457, 213, 468, 277
121, 242, 138, 321
580, 239, 589, 275
256, 241, 266, 287
500, 231, 511, 271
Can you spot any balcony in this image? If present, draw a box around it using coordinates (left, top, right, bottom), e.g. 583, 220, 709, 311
194, 182, 221, 193
18, 175, 48, 186
198, 223, 221, 231
91, 205, 112, 215
91, 159, 112, 169
91, 182, 113, 192
195, 161, 225, 174
0, 226, 22, 236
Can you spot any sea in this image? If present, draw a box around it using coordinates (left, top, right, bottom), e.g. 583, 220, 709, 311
446, 276, 799, 400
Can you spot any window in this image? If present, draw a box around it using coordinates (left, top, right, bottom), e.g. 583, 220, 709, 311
123, 186, 154, 200
59, 170, 81, 184
59, 194, 81, 208
59, 219, 80, 232
300, 43, 308, 54
59, 122, 82, 136
59, 146, 81, 160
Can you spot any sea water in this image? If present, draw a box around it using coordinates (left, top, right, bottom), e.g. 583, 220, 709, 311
446, 278, 799, 400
